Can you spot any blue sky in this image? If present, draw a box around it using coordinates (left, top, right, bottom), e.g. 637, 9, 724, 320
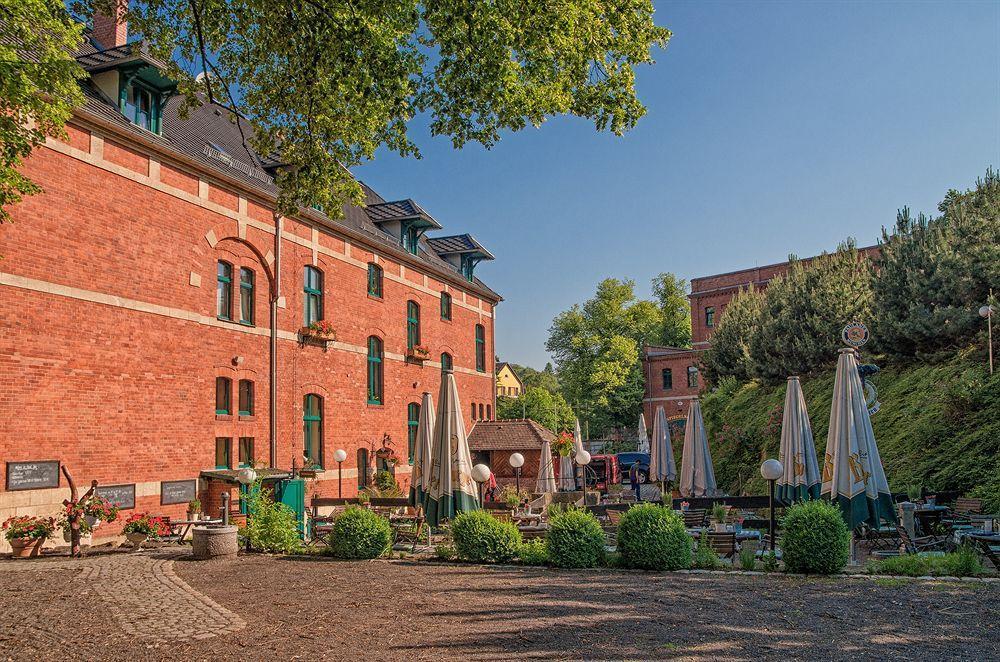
357, 1, 1000, 368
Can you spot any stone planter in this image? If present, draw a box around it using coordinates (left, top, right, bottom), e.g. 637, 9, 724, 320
126, 532, 149, 550
191, 525, 239, 560
8, 537, 45, 558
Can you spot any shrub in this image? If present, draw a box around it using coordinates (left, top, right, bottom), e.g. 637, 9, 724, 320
451, 510, 521, 563
245, 484, 302, 553
738, 546, 757, 571
517, 539, 549, 566
761, 551, 779, 572
546, 508, 605, 568
867, 547, 984, 578
781, 500, 850, 574
434, 543, 456, 561
617, 504, 692, 571
692, 533, 720, 570
327, 507, 392, 559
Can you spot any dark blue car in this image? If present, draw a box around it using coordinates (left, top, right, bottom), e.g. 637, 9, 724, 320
617, 452, 650, 484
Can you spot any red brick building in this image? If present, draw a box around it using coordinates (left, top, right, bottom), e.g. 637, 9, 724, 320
642, 247, 878, 428
0, 16, 499, 549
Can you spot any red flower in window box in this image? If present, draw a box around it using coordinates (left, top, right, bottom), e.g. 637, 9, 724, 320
406, 344, 431, 361
300, 320, 336, 342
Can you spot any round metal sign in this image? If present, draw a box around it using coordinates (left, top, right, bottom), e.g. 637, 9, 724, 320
842, 321, 870, 347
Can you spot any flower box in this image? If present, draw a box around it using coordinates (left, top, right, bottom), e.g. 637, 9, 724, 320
299, 321, 337, 343
406, 345, 431, 361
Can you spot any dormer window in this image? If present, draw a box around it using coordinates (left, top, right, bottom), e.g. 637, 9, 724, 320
120, 79, 162, 133
402, 222, 420, 256
460, 255, 475, 282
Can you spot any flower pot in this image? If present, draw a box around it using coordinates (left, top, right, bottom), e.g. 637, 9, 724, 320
9, 537, 45, 558
84, 514, 100, 529
713, 523, 727, 533
126, 532, 148, 550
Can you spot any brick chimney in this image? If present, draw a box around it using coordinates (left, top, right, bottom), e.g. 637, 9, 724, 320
92, 1, 128, 49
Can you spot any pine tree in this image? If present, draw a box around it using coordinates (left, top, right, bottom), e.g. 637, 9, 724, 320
701, 285, 764, 385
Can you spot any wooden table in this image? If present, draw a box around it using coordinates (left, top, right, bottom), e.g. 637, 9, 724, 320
170, 518, 223, 541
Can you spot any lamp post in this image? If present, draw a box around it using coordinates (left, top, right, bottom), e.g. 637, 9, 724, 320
576, 450, 592, 506
981, 300, 994, 375
508, 452, 524, 495
236, 467, 257, 551
472, 463, 491, 506
333, 449, 347, 498
760, 459, 783, 552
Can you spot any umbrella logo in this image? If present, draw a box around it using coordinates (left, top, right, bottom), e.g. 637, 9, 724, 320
848, 452, 872, 485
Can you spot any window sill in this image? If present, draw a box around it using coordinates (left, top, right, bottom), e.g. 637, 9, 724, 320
366, 402, 384, 409
215, 414, 233, 421
238, 320, 255, 327
367, 294, 383, 302
238, 414, 256, 422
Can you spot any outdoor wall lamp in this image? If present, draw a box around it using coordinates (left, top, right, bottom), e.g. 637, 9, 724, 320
508, 453, 524, 495
333, 449, 348, 498
760, 459, 783, 552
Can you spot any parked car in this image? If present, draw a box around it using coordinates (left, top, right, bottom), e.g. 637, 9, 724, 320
617, 452, 650, 484
580, 454, 621, 493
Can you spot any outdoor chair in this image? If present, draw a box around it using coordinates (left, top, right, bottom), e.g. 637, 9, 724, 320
897, 524, 953, 554
390, 508, 426, 552
857, 524, 901, 554
682, 509, 707, 529
706, 531, 738, 559
971, 537, 1000, 571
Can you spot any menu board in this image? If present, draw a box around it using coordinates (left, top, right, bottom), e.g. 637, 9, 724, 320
95, 484, 136, 510
6, 461, 60, 491
160, 479, 197, 505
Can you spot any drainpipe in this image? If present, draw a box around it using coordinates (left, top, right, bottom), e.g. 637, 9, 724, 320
270, 213, 282, 469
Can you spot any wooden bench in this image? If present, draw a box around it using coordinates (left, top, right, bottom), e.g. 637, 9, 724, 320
682, 509, 707, 529
706, 531, 738, 559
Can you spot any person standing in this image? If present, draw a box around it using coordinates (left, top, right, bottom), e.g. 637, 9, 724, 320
630, 461, 643, 502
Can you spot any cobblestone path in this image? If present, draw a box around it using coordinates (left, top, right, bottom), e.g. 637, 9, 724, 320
0, 551, 245, 643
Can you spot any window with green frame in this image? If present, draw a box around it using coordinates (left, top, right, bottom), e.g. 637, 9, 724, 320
238, 380, 254, 416
402, 223, 420, 255
215, 377, 231, 415
440, 292, 452, 320
440, 352, 452, 372
303, 394, 324, 468
461, 255, 475, 282
406, 300, 420, 350
475, 324, 486, 372
407, 402, 420, 464
367, 336, 383, 404
367, 262, 383, 298
239, 267, 255, 325
119, 80, 162, 133
238, 437, 254, 467
216, 261, 232, 320
215, 437, 231, 469
303, 266, 323, 326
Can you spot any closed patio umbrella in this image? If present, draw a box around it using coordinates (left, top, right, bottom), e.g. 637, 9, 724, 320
776, 377, 821, 504
558, 419, 582, 491
536, 437, 557, 494
648, 406, 676, 489
637, 413, 650, 454
407, 391, 435, 508
679, 399, 718, 498
821, 349, 895, 530
423, 371, 479, 527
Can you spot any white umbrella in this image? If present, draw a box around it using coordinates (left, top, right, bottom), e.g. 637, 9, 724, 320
407, 391, 435, 508
423, 371, 479, 527
536, 437, 557, 494
648, 406, 676, 487
679, 399, 718, 498
777, 376, 821, 504
821, 349, 894, 530
637, 413, 650, 454
558, 418, 584, 491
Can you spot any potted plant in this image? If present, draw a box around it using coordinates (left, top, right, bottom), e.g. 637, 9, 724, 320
187, 499, 202, 521
61, 517, 92, 543
122, 513, 171, 550
3, 516, 56, 558
82, 495, 120, 530
406, 344, 431, 361
553, 431, 575, 458
711, 503, 728, 532
299, 319, 336, 342
680, 500, 690, 512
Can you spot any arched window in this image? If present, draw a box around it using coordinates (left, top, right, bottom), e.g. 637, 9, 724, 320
367, 336, 383, 404
471, 403, 477, 421
303, 266, 323, 326
407, 300, 420, 349
238, 379, 254, 416
215, 377, 231, 415
357, 448, 369, 489
478, 403, 485, 420
367, 262, 383, 298
216, 261, 233, 320
440, 352, 453, 372
239, 267, 255, 325
475, 324, 486, 372
486, 404, 492, 420
303, 394, 324, 468
440, 292, 452, 321
687, 365, 699, 389
407, 402, 420, 464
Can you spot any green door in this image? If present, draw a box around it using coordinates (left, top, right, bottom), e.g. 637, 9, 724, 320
276, 478, 306, 537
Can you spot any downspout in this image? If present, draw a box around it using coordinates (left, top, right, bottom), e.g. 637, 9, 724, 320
270, 213, 282, 469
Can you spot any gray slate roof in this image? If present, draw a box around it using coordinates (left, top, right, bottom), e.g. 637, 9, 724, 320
427, 234, 495, 260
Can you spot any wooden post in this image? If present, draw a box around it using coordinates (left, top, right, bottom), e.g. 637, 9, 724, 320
61, 466, 97, 558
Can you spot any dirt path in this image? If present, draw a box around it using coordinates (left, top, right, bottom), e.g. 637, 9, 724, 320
1, 554, 996, 660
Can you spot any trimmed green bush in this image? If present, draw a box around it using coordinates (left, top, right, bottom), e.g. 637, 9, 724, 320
617, 504, 692, 570
451, 510, 521, 563
517, 539, 549, 565
546, 508, 605, 568
328, 507, 392, 559
781, 500, 850, 574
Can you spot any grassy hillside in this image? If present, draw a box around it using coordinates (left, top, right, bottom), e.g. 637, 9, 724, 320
699, 347, 1000, 512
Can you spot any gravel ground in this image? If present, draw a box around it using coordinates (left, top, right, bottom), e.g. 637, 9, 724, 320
2, 554, 997, 661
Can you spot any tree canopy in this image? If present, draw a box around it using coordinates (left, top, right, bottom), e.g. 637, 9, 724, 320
2, 0, 670, 221
496, 385, 574, 433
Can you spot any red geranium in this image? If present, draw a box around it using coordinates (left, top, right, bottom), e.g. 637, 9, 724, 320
3, 515, 57, 541
122, 513, 171, 538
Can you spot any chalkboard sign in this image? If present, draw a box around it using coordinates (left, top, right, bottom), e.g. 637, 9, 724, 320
161, 479, 197, 505
96, 484, 136, 510
6, 461, 60, 491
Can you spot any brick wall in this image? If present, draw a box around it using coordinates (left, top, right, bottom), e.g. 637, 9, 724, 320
0, 123, 498, 550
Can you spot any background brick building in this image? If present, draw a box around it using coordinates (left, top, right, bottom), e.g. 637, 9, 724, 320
0, 18, 499, 550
